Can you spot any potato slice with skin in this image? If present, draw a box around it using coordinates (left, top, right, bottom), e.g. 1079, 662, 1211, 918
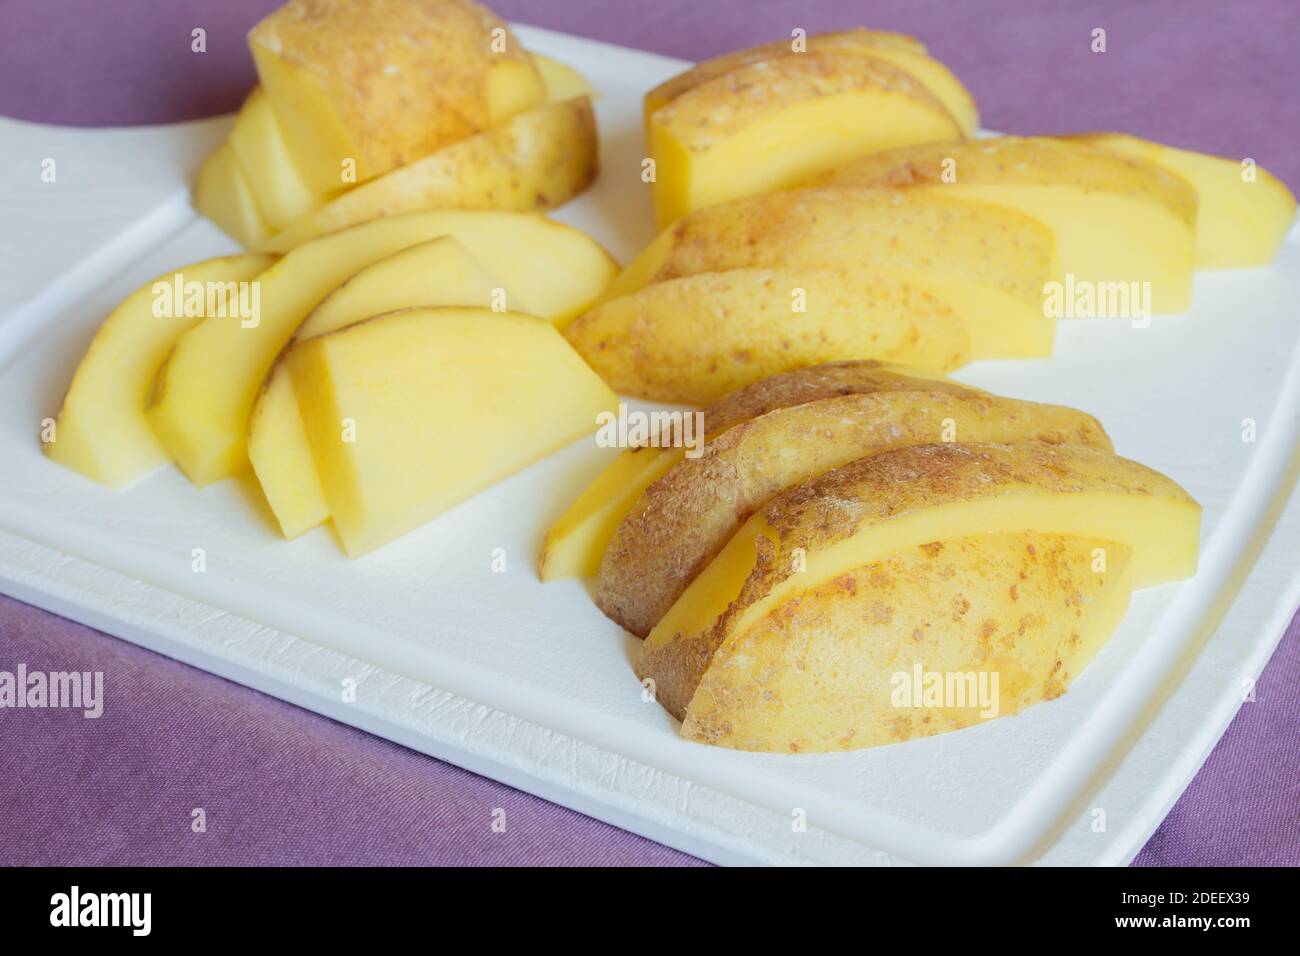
250, 237, 517, 538
812, 136, 1198, 314
650, 51, 963, 225
227, 87, 333, 231
43, 253, 274, 489
646, 30, 977, 136
248, 0, 543, 191
599, 388, 1114, 637
259, 96, 599, 252
1067, 132, 1297, 269
597, 189, 1055, 357
537, 361, 956, 581
565, 268, 971, 404
286, 307, 618, 557
148, 210, 616, 486
642, 441, 1201, 720
194, 144, 271, 248
646, 29, 924, 117
678, 533, 1135, 752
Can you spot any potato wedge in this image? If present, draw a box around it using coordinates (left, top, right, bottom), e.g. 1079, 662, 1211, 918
537, 361, 958, 581
259, 95, 598, 252
194, 144, 272, 248
286, 307, 617, 556
812, 136, 1198, 313
564, 268, 972, 404
646, 30, 977, 137
1068, 132, 1296, 269
589, 188, 1056, 364
649, 51, 963, 225
249, 237, 514, 538
147, 210, 616, 486
679, 533, 1135, 752
248, 0, 543, 191
641, 442, 1201, 720
599, 388, 1113, 636
227, 87, 333, 231
43, 254, 274, 488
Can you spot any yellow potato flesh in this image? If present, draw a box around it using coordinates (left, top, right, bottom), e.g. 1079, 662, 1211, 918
194, 144, 271, 248
1073, 133, 1296, 269
652, 85, 960, 226
43, 254, 273, 489
259, 96, 598, 253
645, 443, 1200, 717
538, 447, 683, 580
148, 210, 617, 486
248, 0, 543, 191
957, 184, 1195, 313
529, 52, 593, 103
226, 87, 333, 231
286, 308, 618, 557
680, 533, 1135, 752
249, 237, 514, 538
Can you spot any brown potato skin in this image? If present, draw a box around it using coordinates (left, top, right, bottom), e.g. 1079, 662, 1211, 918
636, 188, 1054, 303
646, 29, 926, 114
564, 268, 971, 404
639, 441, 1197, 720
597, 388, 1113, 637
679, 533, 1131, 752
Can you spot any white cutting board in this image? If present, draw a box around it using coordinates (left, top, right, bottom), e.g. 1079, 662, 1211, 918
0, 26, 1296, 866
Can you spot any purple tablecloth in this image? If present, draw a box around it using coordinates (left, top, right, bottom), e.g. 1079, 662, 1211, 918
0, 0, 1296, 866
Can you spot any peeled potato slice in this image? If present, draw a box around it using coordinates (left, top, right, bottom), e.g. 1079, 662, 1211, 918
44, 254, 274, 488
147, 210, 615, 486
249, 237, 516, 539
286, 307, 617, 556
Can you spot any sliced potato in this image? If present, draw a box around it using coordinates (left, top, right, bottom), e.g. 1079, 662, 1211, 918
649, 52, 962, 225
194, 144, 271, 248
646, 30, 976, 136
565, 268, 972, 404
249, 237, 514, 538
226, 87, 333, 231
260, 95, 598, 252
598, 387, 1114, 636
679, 533, 1135, 752
812, 136, 1198, 313
537, 361, 954, 581
148, 210, 616, 486
286, 307, 617, 556
43, 254, 274, 488
582, 188, 1056, 382
1069, 132, 1296, 269
642, 442, 1201, 719
248, 0, 544, 191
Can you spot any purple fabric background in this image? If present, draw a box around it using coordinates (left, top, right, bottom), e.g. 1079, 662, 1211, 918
0, 0, 1296, 866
